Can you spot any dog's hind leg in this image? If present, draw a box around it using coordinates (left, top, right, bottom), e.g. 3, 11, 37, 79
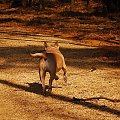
48, 72, 56, 93
39, 69, 46, 94
39, 67, 41, 82
62, 67, 67, 83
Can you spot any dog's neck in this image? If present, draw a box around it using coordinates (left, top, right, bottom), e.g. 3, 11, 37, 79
45, 47, 61, 54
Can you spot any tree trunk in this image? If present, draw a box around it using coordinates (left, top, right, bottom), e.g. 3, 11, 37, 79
39, 0, 45, 9
28, 0, 32, 7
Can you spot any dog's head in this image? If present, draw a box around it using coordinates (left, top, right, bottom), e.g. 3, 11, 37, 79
44, 41, 60, 53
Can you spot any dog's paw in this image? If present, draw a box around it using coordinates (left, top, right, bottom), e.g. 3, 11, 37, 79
55, 75, 59, 80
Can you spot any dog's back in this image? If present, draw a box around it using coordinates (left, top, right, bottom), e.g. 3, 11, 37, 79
44, 42, 66, 72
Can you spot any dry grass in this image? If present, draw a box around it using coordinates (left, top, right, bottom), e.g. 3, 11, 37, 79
0, 2, 120, 120
0, 2, 120, 46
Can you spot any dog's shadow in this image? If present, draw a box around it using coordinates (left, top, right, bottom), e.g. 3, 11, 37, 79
25, 82, 62, 95
25, 82, 43, 94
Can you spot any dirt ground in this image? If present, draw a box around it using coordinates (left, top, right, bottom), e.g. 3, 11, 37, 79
0, 3, 120, 120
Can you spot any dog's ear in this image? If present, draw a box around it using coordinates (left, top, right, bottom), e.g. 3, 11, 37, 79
44, 42, 48, 48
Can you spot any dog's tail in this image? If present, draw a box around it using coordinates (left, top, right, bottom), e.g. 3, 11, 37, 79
30, 53, 47, 59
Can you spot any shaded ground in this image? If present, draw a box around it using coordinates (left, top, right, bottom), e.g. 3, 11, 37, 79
0, 2, 120, 120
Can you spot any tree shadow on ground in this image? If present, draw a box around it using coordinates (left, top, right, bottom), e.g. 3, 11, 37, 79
0, 44, 120, 70
27, 17, 54, 26
0, 79, 120, 117
0, 18, 24, 23
0, 8, 21, 14
59, 11, 108, 18
61, 46, 120, 68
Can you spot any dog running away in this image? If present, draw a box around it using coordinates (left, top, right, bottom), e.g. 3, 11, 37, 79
31, 41, 67, 94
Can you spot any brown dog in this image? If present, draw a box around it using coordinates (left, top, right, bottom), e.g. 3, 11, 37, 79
31, 42, 67, 94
